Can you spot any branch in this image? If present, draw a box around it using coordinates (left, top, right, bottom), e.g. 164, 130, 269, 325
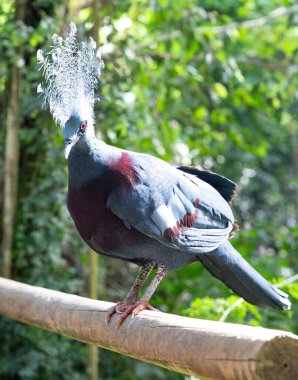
194, 5, 298, 35
0, 277, 298, 379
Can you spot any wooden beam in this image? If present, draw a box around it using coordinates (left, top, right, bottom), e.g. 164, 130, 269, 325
0, 277, 297, 380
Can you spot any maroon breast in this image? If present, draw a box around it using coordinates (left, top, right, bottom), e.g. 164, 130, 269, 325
67, 154, 143, 255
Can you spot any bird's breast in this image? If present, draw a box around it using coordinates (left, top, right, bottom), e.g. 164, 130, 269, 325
67, 175, 147, 259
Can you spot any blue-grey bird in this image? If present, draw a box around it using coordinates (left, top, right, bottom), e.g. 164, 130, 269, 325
38, 23, 291, 325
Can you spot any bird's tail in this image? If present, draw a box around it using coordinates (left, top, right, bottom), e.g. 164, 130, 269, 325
197, 240, 291, 310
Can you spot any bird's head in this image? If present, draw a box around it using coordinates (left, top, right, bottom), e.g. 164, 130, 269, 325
63, 113, 94, 159
37, 22, 104, 160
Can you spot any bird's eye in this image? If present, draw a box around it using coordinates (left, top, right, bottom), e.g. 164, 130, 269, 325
80, 120, 87, 132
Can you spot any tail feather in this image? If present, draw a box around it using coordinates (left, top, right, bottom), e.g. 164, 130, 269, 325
197, 240, 291, 310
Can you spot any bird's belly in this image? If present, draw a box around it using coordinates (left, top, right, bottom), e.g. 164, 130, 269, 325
67, 184, 151, 263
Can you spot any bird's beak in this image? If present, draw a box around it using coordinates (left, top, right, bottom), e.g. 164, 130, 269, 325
64, 135, 80, 159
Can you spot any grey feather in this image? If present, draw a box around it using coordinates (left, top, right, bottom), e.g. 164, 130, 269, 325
107, 151, 234, 252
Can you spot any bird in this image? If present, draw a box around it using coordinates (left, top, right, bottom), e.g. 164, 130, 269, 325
37, 23, 291, 326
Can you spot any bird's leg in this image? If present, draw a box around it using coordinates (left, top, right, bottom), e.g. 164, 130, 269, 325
141, 264, 168, 302
122, 262, 154, 303
105, 263, 154, 324
110, 264, 168, 326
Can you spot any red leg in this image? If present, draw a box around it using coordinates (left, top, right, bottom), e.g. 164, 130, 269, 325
114, 300, 159, 326
106, 264, 168, 326
105, 263, 153, 324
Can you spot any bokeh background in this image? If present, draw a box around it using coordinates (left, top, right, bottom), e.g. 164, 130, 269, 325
1, 0, 298, 379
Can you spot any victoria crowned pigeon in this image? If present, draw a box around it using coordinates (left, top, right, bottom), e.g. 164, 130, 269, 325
37, 23, 291, 326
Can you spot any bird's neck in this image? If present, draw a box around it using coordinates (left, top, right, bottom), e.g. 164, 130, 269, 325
67, 137, 121, 189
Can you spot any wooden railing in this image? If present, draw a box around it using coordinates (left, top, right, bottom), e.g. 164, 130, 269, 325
0, 277, 297, 379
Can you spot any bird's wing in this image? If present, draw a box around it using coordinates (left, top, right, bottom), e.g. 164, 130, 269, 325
177, 166, 238, 204
106, 153, 235, 253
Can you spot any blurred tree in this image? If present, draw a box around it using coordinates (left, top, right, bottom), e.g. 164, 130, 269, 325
2, 0, 24, 279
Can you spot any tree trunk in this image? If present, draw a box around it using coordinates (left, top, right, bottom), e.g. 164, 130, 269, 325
2, 0, 25, 278
289, 122, 298, 219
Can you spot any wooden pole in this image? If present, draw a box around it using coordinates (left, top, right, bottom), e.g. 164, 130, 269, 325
0, 277, 297, 380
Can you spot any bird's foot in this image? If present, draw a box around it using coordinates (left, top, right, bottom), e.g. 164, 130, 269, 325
105, 298, 159, 326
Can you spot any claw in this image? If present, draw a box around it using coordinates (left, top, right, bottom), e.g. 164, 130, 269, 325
105, 305, 118, 325
131, 302, 158, 317
105, 299, 159, 326
105, 297, 139, 325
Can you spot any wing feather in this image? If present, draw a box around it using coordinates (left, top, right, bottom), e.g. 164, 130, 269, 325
107, 152, 235, 254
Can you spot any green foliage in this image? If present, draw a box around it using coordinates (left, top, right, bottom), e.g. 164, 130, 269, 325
0, 319, 85, 380
185, 279, 298, 332
186, 295, 263, 324
1, 0, 298, 379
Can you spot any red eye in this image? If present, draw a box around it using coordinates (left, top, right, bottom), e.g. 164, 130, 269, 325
80, 120, 87, 131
